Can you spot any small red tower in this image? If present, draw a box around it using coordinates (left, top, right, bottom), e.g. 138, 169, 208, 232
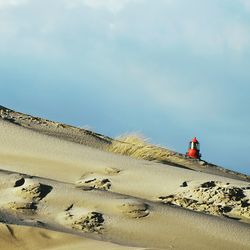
187, 137, 201, 159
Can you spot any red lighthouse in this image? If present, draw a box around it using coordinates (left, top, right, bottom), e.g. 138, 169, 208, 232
187, 137, 201, 159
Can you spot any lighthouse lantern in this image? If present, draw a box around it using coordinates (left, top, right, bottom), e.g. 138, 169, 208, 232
187, 137, 201, 159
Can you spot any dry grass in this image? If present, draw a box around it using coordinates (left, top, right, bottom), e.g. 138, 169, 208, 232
108, 134, 175, 162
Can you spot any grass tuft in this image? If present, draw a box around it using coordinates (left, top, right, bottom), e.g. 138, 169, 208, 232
108, 134, 174, 162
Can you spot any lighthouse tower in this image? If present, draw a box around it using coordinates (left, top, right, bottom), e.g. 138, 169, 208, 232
187, 137, 201, 159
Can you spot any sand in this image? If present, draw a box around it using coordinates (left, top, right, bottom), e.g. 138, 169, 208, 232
0, 106, 250, 250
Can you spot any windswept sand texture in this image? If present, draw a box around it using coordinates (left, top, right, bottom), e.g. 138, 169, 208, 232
0, 105, 250, 250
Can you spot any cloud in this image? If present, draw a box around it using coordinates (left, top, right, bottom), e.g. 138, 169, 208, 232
181, 19, 250, 55
1, 0, 250, 57
225, 22, 250, 52
64, 0, 143, 13
240, 0, 250, 11
0, 0, 29, 9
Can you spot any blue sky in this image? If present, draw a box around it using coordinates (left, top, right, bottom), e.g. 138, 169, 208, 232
0, 0, 250, 174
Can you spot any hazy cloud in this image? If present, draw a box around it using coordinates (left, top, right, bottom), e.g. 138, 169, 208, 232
1, 0, 250, 55
64, 0, 143, 12
240, 0, 250, 11
225, 22, 250, 52
0, 0, 29, 9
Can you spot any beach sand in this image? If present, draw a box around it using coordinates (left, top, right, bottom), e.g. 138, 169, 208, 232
0, 106, 249, 250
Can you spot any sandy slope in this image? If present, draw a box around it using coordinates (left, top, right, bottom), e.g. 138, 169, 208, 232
0, 108, 250, 249
1, 105, 249, 182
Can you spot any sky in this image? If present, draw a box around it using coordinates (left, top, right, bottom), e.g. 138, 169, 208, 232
0, 0, 250, 174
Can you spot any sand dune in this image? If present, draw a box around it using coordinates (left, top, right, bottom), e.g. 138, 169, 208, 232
1, 105, 249, 182
0, 106, 250, 249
